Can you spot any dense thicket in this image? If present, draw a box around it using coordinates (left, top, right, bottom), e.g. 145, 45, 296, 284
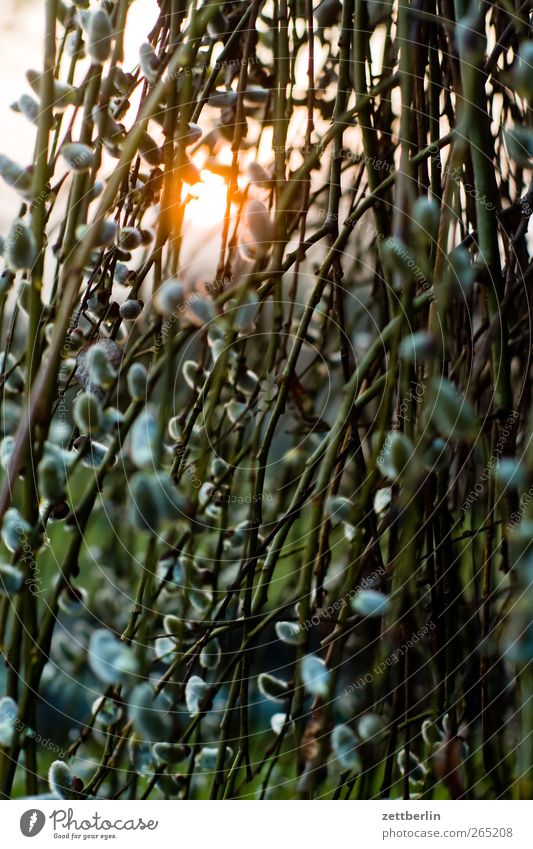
0, 0, 532, 800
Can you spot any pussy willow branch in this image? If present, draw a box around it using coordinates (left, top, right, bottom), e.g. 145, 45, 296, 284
454, 0, 512, 415
0, 0, 530, 801
0, 0, 220, 523
0, 323, 190, 796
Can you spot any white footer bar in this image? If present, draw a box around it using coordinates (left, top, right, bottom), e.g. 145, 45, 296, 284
3, 800, 532, 848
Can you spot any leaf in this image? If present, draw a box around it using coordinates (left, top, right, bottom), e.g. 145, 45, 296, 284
426, 378, 476, 441
351, 590, 391, 618
225, 400, 252, 426
87, 9, 112, 64
73, 392, 102, 433
129, 409, 159, 468
48, 761, 76, 800
185, 675, 209, 715
127, 363, 148, 400
397, 748, 427, 784
91, 697, 122, 727
128, 471, 187, 531
378, 432, 415, 480
139, 42, 160, 84
129, 739, 157, 776
270, 713, 291, 735
275, 621, 304, 645
0, 697, 17, 745
153, 742, 189, 764
200, 638, 221, 670
231, 293, 260, 332
129, 683, 171, 742
324, 495, 353, 524
258, 673, 289, 702
0, 564, 24, 595
88, 629, 138, 685
2, 509, 30, 553
0, 696, 17, 724
154, 637, 176, 664
357, 713, 384, 741
5, 218, 37, 270
154, 278, 184, 316
61, 142, 95, 172
300, 655, 330, 697
331, 724, 361, 771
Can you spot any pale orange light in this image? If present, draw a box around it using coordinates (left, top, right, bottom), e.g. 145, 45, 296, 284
183, 155, 230, 229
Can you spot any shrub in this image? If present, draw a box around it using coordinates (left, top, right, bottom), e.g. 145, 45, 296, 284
0, 0, 531, 801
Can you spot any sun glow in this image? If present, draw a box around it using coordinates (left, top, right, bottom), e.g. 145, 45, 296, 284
183, 156, 231, 230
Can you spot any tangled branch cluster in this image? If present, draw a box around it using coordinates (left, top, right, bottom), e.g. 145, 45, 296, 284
0, 0, 532, 801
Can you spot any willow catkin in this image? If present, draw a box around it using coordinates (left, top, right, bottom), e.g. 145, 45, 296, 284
86, 9, 113, 65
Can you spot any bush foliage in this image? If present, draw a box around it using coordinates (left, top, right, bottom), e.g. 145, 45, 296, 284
0, 0, 532, 800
